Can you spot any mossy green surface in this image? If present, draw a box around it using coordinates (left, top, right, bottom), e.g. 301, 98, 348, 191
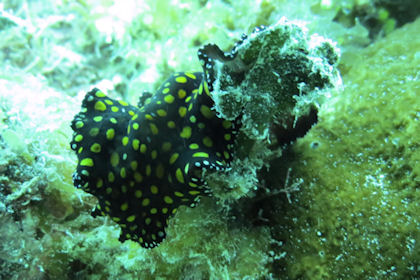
270, 18, 420, 279
1, 0, 419, 279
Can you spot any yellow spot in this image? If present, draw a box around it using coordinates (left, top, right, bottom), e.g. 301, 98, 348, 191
203, 136, 213, 147
112, 217, 120, 222
189, 182, 198, 188
145, 114, 153, 120
164, 196, 173, 204
127, 215, 136, 222
200, 105, 214, 119
134, 172, 143, 182
110, 152, 119, 167
109, 117, 117, 124
185, 96, 192, 103
167, 121, 176, 129
111, 106, 119, 112
162, 208, 168, 214
106, 128, 115, 140
121, 202, 128, 211
105, 99, 113, 105
185, 72, 196, 79
174, 191, 184, 197
80, 158, 93, 167
150, 208, 157, 214
146, 164, 151, 176
193, 152, 209, 158
78, 147, 83, 154
122, 136, 129, 146
132, 139, 140, 150
96, 178, 103, 188
198, 83, 203, 94
130, 160, 138, 170
106, 187, 112, 194
178, 89, 186, 99
169, 153, 179, 164
132, 122, 139, 130
162, 142, 172, 152
164, 94, 175, 104
95, 91, 106, 97
145, 218, 152, 225
149, 123, 159, 135
120, 167, 126, 178
128, 110, 135, 116
188, 103, 193, 111
93, 116, 103, 122
162, 87, 170, 94
90, 143, 101, 153
189, 115, 196, 123
135, 190, 142, 198
74, 134, 83, 142
150, 185, 159, 194
94, 101, 106, 111
172, 208, 177, 214
224, 133, 231, 141
189, 190, 201, 195
189, 143, 199, 150
222, 120, 232, 129
156, 164, 164, 179
118, 100, 128, 106
89, 127, 99, 137
175, 168, 185, 183
180, 126, 191, 139
142, 198, 150, 206
108, 172, 115, 182
157, 109, 167, 117
178, 106, 187, 117
140, 144, 147, 153
175, 76, 187, 83
75, 121, 84, 128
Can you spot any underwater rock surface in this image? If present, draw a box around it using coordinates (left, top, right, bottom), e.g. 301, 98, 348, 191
0, 1, 419, 279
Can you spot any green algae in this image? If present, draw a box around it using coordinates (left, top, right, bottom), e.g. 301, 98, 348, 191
1, 0, 419, 279
269, 18, 420, 279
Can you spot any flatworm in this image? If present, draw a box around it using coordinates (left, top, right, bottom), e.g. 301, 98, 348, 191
70, 42, 242, 248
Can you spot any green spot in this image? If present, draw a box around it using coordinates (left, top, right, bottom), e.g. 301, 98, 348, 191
90, 143, 101, 153
127, 215, 136, 222
94, 101, 107, 111
110, 152, 119, 167
164, 196, 173, 204
106, 128, 115, 140
74, 134, 83, 142
80, 158, 93, 166
193, 152, 209, 158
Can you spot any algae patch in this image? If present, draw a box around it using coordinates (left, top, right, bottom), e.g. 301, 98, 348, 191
269, 18, 420, 279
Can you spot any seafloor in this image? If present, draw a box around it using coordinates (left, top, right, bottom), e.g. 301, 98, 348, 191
0, 0, 419, 279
